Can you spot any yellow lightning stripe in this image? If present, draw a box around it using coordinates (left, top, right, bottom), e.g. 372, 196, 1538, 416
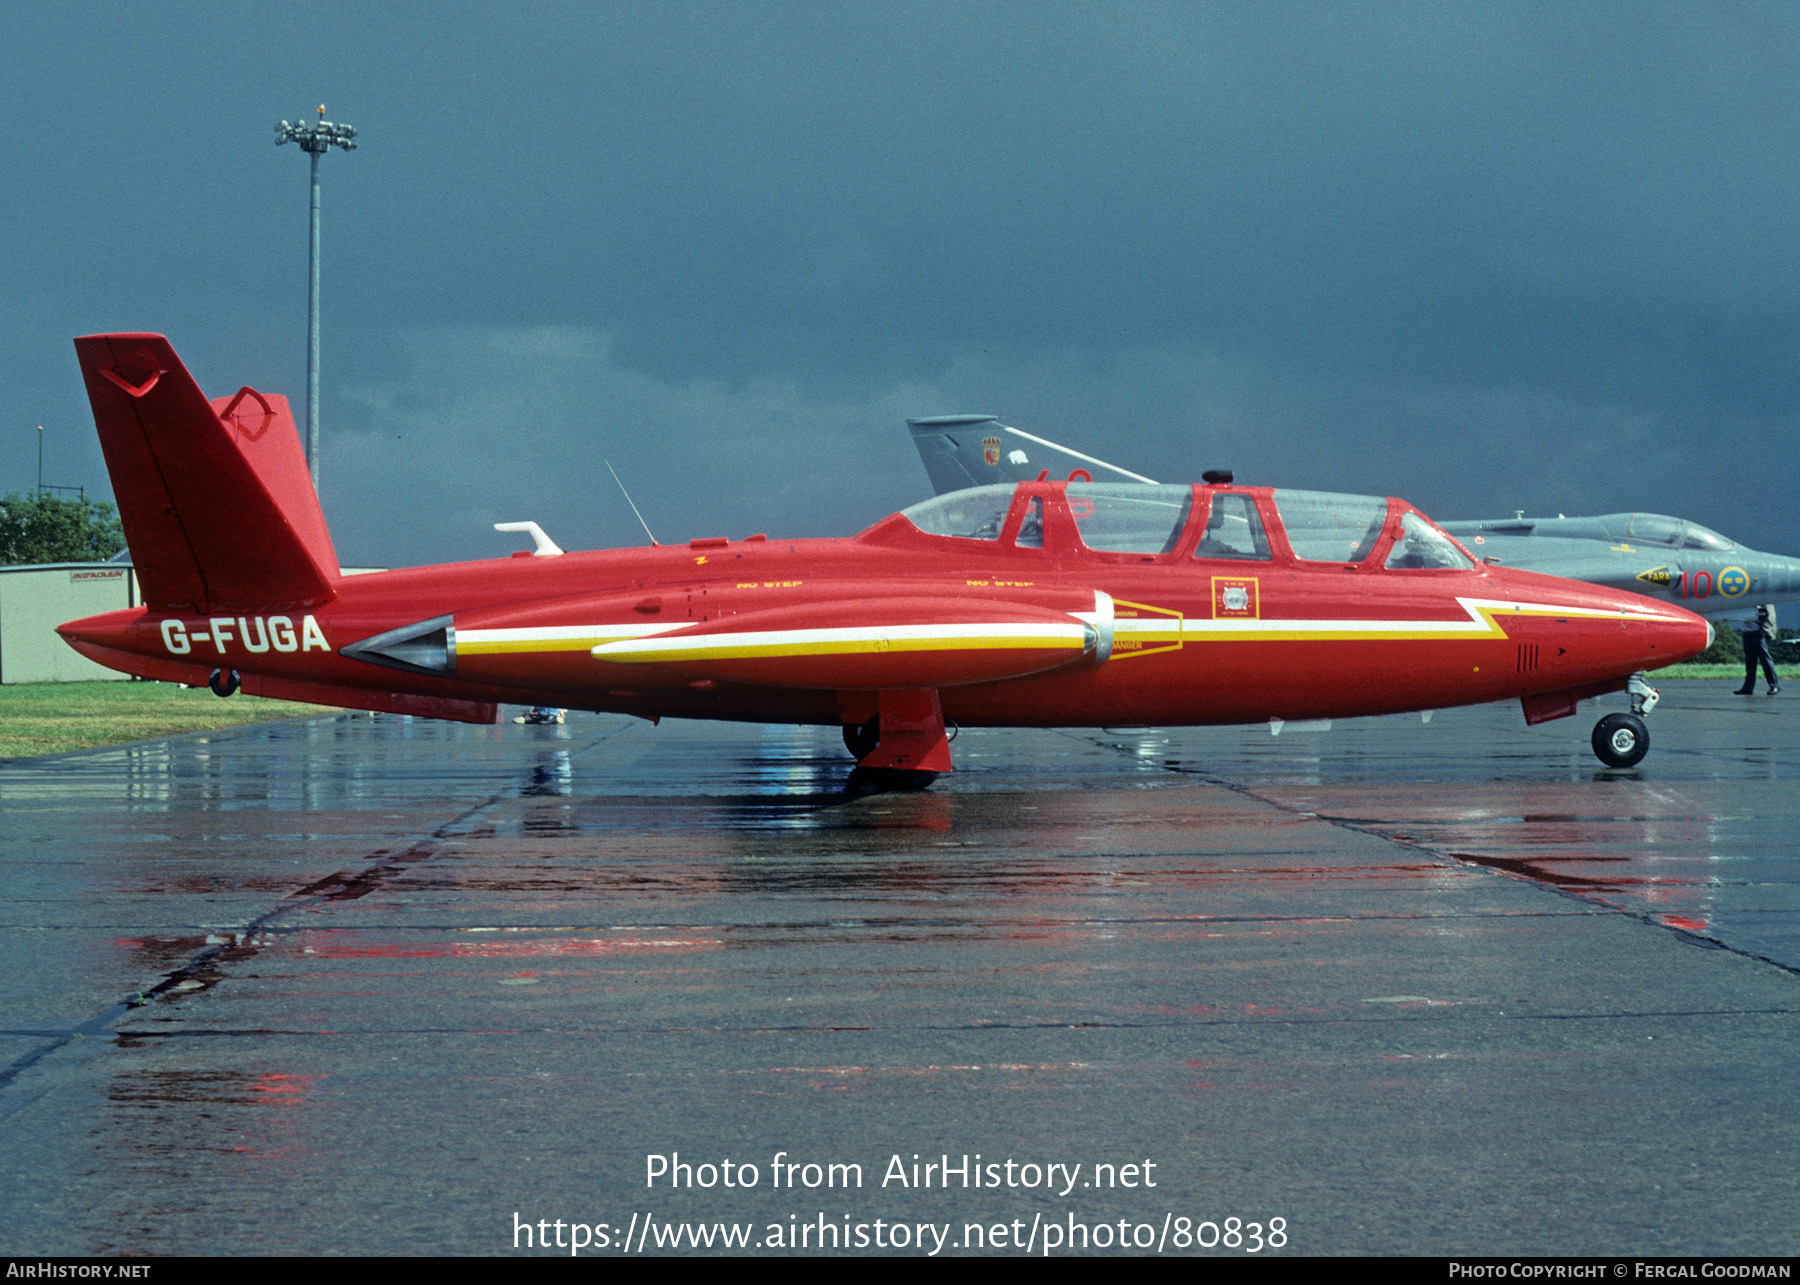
1177, 597, 1672, 643
594, 622, 1087, 665
457, 623, 678, 656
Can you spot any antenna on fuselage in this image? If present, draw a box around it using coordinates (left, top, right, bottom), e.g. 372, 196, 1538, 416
606, 459, 659, 546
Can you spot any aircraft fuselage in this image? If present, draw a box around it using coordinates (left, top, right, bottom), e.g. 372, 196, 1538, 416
63, 483, 1709, 737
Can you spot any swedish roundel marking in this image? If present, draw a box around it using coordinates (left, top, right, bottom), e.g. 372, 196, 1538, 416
1719, 566, 1750, 598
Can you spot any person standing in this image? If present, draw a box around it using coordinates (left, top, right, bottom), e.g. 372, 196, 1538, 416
1736, 604, 1780, 695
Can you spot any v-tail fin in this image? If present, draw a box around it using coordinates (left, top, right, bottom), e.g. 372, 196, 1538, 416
906, 414, 1158, 495
73, 333, 340, 613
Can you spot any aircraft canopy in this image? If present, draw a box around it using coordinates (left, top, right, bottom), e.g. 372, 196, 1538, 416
1272, 490, 1388, 562
901, 482, 1474, 566
901, 484, 1016, 541
1385, 512, 1475, 570
901, 483, 1198, 552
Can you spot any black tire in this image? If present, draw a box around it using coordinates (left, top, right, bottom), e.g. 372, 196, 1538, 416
846, 766, 939, 793
209, 668, 240, 698
842, 716, 880, 761
1591, 712, 1649, 768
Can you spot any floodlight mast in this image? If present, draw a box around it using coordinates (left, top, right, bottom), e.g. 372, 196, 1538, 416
275, 106, 357, 494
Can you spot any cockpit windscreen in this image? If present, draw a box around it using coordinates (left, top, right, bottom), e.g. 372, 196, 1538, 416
1385, 512, 1474, 570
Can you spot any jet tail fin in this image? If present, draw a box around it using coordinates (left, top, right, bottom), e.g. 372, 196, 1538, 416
907, 415, 1157, 495
73, 333, 340, 613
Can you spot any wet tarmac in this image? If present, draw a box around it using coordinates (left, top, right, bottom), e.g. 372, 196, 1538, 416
2, 686, 1797, 1256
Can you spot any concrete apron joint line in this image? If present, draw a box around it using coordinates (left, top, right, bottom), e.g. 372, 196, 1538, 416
1073, 730, 1800, 981
0, 717, 640, 1109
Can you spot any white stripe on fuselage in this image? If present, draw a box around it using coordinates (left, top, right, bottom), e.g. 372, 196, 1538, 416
459, 595, 1670, 659
594, 621, 1089, 662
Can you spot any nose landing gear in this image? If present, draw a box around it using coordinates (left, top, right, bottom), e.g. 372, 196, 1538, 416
1591, 711, 1649, 768
1591, 673, 1658, 768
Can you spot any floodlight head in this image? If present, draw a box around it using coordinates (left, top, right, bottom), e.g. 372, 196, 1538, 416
274, 113, 360, 154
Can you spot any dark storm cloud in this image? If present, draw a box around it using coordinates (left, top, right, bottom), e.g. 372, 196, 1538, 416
4, 2, 1799, 563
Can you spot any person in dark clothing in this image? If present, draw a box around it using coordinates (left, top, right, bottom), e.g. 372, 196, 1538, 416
1736, 605, 1780, 695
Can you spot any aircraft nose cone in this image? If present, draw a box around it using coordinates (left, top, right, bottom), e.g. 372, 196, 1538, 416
1571, 583, 1711, 670
1648, 598, 1713, 665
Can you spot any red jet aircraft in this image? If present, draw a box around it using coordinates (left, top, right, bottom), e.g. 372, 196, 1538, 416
59, 335, 1711, 779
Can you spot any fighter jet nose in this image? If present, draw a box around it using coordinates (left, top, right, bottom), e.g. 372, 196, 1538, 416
1706, 619, 1715, 650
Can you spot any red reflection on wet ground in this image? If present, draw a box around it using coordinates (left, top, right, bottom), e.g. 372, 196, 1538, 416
248, 1071, 322, 1107
296, 930, 722, 959
1255, 781, 1725, 939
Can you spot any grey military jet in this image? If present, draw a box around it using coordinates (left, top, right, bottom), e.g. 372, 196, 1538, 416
907, 415, 1800, 625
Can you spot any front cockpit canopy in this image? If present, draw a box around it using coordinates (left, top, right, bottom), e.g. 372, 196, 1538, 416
1272, 490, 1388, 562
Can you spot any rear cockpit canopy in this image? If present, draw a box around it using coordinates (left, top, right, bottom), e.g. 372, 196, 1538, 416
900, 484, 1018, 541
901, 483, 1195, 553
1670, 519, 1734, 551
1616, 514, 1733, 550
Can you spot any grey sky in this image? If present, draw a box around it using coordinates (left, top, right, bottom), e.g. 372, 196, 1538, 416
4, 2, 1798, 564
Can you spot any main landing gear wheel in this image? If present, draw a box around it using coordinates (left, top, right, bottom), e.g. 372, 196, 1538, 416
1591, 712, 1649, 768
842, 716, 880, 761
208, 668, 240, 698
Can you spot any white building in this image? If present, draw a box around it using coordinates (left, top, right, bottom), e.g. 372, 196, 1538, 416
0, 561, 140, 683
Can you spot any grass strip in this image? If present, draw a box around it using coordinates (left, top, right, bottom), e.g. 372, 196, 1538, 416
0, 680, 335, 759
1654, 663, 1785, 680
